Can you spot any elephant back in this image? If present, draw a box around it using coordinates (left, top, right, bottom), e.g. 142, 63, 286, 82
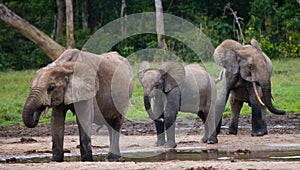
98, 52, 134, 116
180, 64, 210, 113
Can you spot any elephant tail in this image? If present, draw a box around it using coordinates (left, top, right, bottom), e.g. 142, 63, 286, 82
215, 69, 224, 84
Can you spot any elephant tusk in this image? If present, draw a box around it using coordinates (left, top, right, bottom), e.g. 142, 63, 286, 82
42, 106, 49, 119
252, 82, 265, 107
271, 93, 276, 102
157, 118, 164, 122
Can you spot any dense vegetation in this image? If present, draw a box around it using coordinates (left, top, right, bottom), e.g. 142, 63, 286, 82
0, 0, 299, 71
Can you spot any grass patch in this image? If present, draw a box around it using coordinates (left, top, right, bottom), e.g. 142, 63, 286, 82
0, 59, 299, 126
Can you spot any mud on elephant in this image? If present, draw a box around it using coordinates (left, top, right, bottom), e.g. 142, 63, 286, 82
138, 61, 217, 146
212, 39, 285, 140
22, 49, 134, 162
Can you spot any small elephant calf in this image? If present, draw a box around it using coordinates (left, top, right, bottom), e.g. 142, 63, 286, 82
138, 61, 218, 147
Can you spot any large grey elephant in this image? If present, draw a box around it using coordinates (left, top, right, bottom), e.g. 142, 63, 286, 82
22, 49, 134, 162
212, 39, 285, 141
138, 61, 217, 147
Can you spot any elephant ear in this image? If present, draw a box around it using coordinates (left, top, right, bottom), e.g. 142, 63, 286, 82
160, 61, 185, 92
138, 61, 151, 84
250, 39, 262, 51
263, 52, 273, 77
213, 39, 243, 74
47, 49, 80, 68
233, 48, 254, 82
62, 52, 103, 105
250, 39, 273, 76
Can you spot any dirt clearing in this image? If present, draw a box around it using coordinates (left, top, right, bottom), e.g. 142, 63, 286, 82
0, 115, 299, 169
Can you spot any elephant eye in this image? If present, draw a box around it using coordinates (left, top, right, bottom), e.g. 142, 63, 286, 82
154, 83, 161, 88
248, 64, 253, 70
47, 83, 56, 93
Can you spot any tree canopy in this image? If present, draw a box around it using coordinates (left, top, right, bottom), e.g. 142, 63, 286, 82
0, 0, 299, 71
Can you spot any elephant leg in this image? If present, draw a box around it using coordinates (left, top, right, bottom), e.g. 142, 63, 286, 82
74, 100, 93, 161
154, 114, 165, 146
164, 88, 180, 148
247, 84, 265, 136
227, 95, 243, 135
153, 95, 165, 146
212, 72, 238, 141
199, 111, 219, 144
51, 105, 67, 162
76, 116, 93, 161
260, 106, 268, 135
198, 111, 209, 143
105, 115, 123, 161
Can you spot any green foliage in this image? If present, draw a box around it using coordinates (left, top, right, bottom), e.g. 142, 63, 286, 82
246, 0, 300, 59
0, 0, 54, 71
1, 0, 299, 71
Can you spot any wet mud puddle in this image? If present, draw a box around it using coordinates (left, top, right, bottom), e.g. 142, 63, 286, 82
1, 148, 300, 163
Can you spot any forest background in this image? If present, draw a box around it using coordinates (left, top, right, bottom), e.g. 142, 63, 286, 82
0, 0, 299, 71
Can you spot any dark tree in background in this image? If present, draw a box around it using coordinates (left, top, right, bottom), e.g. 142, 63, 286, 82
65, 0, 75, 49
81, 0, 88, 29
0, 0, 299, 71
55, 0, 64, 40
155, 0, 167, 50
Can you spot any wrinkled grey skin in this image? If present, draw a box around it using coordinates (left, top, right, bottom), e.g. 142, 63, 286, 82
138, 61, 217, 147
213, 39, 285, 141
22, 49, 134, 162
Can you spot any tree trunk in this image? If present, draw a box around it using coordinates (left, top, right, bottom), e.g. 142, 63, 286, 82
121, 0, 126, 17
155, 0, 167, 50
120, 0, 126, 47
65, 0, 75, 48
56, 0, 64, 40
0, 3, 65, 61
82, 0, 88, 29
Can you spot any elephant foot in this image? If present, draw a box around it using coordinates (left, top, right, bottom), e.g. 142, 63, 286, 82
155, 139, 166, 146
226, 128, 238, 135
206, 136, 218, 144
251, 130, 266, 137
52, 157, 64, 162
164, 141, 177, 148
105, 152, 123, 162
80, 155, 93, 162
52, 153, 64, 162
200, 137, 208, 143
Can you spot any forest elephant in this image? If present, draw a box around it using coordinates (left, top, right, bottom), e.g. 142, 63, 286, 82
22, 49, 134, 162
212, 39, 285, 140
138, 61, 217, 147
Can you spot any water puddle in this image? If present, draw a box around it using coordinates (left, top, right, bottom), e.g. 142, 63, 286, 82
1, 149, 300, 163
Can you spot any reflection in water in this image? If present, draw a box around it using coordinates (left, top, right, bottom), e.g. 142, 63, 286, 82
1, 149, 300, 163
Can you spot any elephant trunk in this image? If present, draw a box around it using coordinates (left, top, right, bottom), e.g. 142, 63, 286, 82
143, 95, 163, 122
22, 94, 43, 128
261, 83, 285, 115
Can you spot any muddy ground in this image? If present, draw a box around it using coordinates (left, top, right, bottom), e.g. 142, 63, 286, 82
0, 114, 299, 170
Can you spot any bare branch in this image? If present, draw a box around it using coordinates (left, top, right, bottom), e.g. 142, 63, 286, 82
225, 3, 245, 45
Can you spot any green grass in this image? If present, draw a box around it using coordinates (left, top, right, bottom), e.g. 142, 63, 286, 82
0, 58, 299, 126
